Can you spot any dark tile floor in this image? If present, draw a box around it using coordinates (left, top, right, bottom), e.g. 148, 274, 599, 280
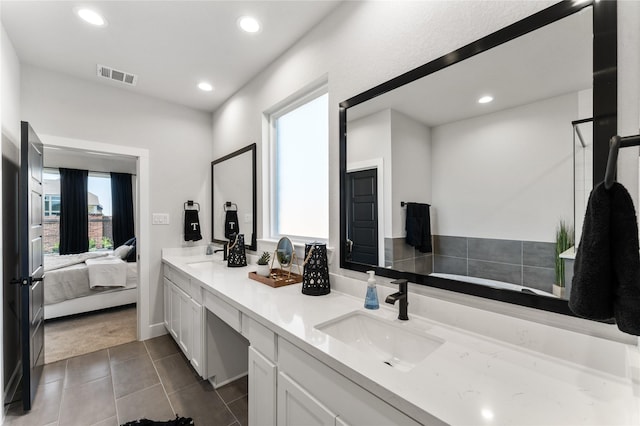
4, 335, 248, 426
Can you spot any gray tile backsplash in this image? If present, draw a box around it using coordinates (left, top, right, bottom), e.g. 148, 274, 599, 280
384, 234, 556, 291
522, 266, 555, 293
523, 241, 556, 269
468, 260, 522, 284
386, 237, 433, 274
433, 255, 467, 276
468, 238, 522, 264
432, 235, 556, 289
432, 235, 466, 258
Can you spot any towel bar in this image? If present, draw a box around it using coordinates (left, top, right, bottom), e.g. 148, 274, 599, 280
604, 131, 640, 190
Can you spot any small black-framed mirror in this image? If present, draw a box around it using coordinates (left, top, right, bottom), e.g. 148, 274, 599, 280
211, 143, 257, 251
339, 0, 617, 317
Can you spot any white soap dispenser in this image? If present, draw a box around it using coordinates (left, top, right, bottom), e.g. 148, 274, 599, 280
364, 270, 379, 310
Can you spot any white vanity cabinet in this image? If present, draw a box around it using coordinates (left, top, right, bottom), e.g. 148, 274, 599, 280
249, 347, 277, 426
162, 264, 205, 377
244, 316, 277, 426
277, 339, 420, 426
277, 371, 337, 426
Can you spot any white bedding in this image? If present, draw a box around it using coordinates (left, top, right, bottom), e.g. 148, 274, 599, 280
86, 256, 127, 288
44, 252, 109, 272
44, 253, 137, 305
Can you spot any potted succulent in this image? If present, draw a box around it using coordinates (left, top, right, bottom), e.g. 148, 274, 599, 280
553, 220, 574, 298
256, 251, 271, 277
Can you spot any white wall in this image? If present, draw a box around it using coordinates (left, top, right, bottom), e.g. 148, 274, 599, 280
431, 92, 576, 242
207, 0, 639, 339
211, 0, 556, 247
390, 110, 431, 237
1, 19, 21, 418
20, 65, 213, 329
347, 109, 391, 237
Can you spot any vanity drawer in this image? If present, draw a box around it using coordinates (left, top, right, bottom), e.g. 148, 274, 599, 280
243, 315, 276, 361
205, 291, 241, 332
164, 264, 191, 295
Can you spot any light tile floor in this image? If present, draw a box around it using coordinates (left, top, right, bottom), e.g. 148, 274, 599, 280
5, 335, 248, 426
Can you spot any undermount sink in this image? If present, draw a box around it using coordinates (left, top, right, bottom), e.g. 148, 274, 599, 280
315, 311, 443, 372
187, 258, 225, 269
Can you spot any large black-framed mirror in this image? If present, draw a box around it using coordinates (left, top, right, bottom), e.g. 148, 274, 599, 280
212, 143, 257, 251
339, 0, 617, 316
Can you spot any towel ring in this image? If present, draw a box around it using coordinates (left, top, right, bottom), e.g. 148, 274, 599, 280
224, 202, 238, 211
184, 200, 200, 211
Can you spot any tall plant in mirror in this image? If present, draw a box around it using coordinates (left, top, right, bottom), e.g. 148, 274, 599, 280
339, 0, 617, 316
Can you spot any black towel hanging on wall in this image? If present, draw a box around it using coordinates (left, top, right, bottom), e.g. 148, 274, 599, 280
569, 131, 640, 335
184, 200, 202, 241
405, 202, 432, 253
224, 202, 239, 240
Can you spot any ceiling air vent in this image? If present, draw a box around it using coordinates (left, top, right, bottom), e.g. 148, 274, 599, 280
96, 64, 138, 86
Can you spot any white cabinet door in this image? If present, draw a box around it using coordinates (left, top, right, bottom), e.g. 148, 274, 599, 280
277, 372, 336, 426
163, 278, 171, 330
249, 347, 276, 426
178, 287, 192, 358
169, 282, 180, 340
189, 298, 204, 376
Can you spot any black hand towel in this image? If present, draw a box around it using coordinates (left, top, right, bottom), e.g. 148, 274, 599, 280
610, 183, 640, 335
184, 210, 202, 241
405, 202, 432, 253
569, 182, 640, 335
225, 210, 239, 239
569, 182, 614, 321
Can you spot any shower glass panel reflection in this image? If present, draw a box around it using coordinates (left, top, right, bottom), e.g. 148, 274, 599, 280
573, 118, 593, 246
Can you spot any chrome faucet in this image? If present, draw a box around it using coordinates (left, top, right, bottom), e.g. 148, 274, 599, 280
385, 279, 409, 320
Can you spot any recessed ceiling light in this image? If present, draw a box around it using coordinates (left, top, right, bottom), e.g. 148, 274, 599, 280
198, 82, 213, 92
238, 16, 261, 33
478, 95, 494, 104
76, 8, 107, 26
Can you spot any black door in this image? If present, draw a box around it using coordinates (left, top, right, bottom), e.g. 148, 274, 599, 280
18, 121, 45, 411
346, 169, 378, 265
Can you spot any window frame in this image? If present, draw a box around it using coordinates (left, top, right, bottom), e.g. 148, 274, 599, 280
267, 83, 329, 244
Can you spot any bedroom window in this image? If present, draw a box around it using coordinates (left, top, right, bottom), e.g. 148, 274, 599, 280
88, 172, 114, 251
44, 194, 61, 216
268, 84, 329, 242
43, 169, 114, 253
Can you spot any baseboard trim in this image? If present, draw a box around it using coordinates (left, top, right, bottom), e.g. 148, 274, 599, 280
140, 322, 167, 340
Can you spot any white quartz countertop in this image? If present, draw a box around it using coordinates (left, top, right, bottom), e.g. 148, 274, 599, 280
162, 250, 639, 426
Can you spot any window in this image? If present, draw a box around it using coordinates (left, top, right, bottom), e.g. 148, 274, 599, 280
270, 87, 328, 241
43, 168, 114, 253
44, 194, 60, 216
88, 172, 114, 251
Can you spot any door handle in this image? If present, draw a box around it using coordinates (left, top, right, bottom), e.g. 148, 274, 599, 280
11, 277, 44, 286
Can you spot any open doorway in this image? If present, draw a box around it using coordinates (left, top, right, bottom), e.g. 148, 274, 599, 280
40, 157, 138, 362
38, 135, 150, 364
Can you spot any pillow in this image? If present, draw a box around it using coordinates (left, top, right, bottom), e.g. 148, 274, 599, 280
113, 244, 132, 259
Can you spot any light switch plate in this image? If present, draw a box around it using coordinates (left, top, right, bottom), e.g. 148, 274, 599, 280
152, 213, 170, 225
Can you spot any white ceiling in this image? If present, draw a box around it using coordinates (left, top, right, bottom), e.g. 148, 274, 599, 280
348, 6, 592, 127
2, 0, 341, 112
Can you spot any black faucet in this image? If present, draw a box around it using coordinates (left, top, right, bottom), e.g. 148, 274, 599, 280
214, 242, 228, 261
385, 279, 409, 320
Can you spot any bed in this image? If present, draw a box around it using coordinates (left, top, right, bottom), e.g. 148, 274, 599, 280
44, 250, 138, 319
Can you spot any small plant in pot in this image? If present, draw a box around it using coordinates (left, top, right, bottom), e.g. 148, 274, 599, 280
256, 252, 271, 277
554, 220, 574, 298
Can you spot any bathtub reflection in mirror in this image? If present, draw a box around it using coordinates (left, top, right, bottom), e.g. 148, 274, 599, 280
341, 3, 608, 307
